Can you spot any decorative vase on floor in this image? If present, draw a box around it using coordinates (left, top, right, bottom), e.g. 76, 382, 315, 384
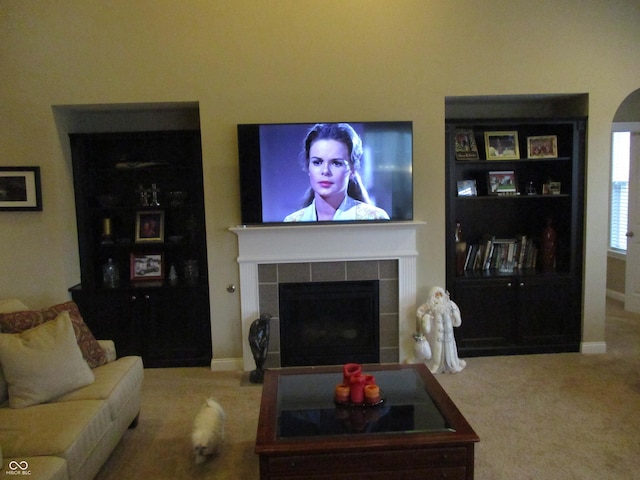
248, 313, 271, 384
541, 217, 557, 272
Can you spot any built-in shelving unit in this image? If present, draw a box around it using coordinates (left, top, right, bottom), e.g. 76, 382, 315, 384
445, 95, 587, 356
68, 129, 211, 367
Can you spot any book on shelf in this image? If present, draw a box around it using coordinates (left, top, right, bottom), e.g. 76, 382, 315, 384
462, 234, 538, 273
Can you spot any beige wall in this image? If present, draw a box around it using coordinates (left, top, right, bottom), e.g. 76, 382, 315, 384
2, 0, 639, 361
607, 256, 626, 296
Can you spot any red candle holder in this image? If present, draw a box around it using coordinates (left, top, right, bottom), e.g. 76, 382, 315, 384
343, 363, 362, 385
364, 384, 381, 404
334, 383, 350, 403
349, 374, 365, 403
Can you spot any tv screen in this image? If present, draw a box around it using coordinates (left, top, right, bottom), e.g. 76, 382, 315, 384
237, 121, 413, 225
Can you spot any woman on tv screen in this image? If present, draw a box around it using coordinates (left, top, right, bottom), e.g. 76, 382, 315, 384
284, 123, 390, 222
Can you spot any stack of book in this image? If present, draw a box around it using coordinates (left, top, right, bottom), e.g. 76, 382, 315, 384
462, 234, 538, 273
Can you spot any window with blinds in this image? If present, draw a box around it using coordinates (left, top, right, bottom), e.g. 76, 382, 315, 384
610, 132, 630, 252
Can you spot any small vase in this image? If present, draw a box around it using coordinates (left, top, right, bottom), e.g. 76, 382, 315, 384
455, 221, 467, 275
541, 218, 557, 272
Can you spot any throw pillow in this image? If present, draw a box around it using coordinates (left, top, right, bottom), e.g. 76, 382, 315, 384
0, 299, 30, 403
0, 298, 29, 314
0, 364, 7, 404
0, 301, 106, 368
0, 311, 96, 408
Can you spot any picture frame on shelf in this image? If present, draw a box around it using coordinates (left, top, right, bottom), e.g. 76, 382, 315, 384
135, 210, 164, 243
527, 135, 558, 158
487, 170, 518, 195
484, 131, 520, 160
457, 179, 478, 196
130, 253, 164, 281
454, 129, 480, 160
543, 181, 562, 195
0, 166, 42, 211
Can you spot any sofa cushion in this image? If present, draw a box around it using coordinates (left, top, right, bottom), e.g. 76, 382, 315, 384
1, 455, 69, 480
0, 299, 29, 314
0, 365, 6, 404
0, 300, 30, 404
0, 399, 110, 479
56, 355, 143, 422
0, 301, 106, 368
0, 312, 95, 408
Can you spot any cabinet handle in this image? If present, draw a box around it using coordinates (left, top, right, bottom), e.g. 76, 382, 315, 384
144, 294, 150, 300
507, 282, 512, 287
520, 282, 525, 287
130, 295, 137, 301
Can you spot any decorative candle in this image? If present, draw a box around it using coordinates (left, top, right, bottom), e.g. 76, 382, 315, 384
343, 363, 362, 385
102, 217, 112, 236
364, 384, 380, 404
334, 384, 350, 403
363, 374, 376, 386
349, 374, 365, 403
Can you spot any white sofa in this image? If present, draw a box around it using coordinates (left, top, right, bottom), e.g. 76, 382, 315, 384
0, 299, 143, 480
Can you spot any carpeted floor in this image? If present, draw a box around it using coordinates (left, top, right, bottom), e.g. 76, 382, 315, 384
95, 299, 640, 479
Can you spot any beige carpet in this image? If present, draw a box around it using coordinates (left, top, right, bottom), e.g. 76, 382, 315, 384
95, 299, 640, 479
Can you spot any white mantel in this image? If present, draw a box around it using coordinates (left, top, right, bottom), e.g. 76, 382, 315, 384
231, 221, 425, 371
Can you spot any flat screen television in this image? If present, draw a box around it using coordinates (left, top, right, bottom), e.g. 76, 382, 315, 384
237, 121, 413, 225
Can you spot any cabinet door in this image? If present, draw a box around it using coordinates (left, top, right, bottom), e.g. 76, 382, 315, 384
453, 278, 516, 353
142, 286, 212, 367
71, 289, 142, 358
516, 275, 580, 347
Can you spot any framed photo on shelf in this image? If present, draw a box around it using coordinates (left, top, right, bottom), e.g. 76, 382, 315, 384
457, 179, 478, 196
543, 181, 562, 195
0, 166, 42, 211
130, 253, 164, 281
135, 210, 164, 243
527, 135, 558, 158
454, 129, 480, 160
484, 131, 520, 160
487, 170, 518, 195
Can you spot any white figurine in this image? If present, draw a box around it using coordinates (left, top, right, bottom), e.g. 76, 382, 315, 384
416, 286, 466, 373
412, 308, 432, 363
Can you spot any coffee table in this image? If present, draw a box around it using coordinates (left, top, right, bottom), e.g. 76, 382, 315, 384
255, 363, 479, 479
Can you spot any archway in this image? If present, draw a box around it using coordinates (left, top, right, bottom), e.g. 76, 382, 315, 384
611, 88, 640, 311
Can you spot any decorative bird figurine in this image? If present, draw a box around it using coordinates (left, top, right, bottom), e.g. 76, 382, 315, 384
248, 313, 272, 383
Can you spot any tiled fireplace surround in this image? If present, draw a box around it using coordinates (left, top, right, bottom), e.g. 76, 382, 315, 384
231, 222, 423, 371
257, 259, 399, 368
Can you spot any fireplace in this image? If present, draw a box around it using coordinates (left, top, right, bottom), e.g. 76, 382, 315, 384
279, 280, 380, 367
231, 221, 423, 371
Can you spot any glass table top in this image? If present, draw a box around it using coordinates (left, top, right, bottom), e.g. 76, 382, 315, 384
276, 368, 453, 439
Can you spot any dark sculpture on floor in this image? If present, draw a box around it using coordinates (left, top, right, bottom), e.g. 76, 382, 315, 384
249, 313, 271, 384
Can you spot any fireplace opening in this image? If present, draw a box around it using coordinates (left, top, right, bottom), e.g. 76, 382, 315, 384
279, 280, 380, 367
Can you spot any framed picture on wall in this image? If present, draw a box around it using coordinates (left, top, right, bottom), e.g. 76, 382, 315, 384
0, 166, 42, 211
484, 131, 520, 160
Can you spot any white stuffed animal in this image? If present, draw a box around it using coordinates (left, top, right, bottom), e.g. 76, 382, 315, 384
416, 286, 466, 374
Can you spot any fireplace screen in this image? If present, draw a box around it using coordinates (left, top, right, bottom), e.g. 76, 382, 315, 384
279, 280, 380, 367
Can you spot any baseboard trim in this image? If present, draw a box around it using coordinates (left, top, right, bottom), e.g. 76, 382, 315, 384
606, 289, 625, 302
210, 358, 244, 371
580, 342, 607, 354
